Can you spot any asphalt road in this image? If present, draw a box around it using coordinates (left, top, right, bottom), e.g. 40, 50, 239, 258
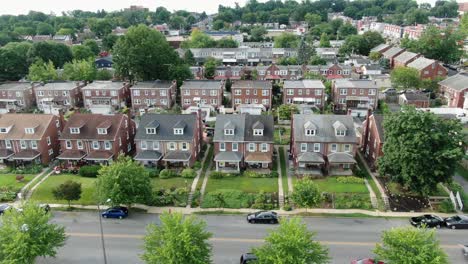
34, 211, 467, 264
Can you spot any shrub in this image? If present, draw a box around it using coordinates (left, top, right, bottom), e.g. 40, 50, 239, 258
352, 166, 367, 178
181, 168, 197, 179
336, 176, 365, 184
244, 170, 277, 178
193, 161, 202, 170
439, 199, 455, 213
0, 186, 19, 202
150, 187, 189, 207
251, 191, 277, 210
209, 171, 240, 179
283, 204, 292, 211
334, 193, 372, 209
9, 164, 42, 174
79, 165, 101, 178
159, 169, 177, 179
146, 167, 160, 178
291, 178, 322, 208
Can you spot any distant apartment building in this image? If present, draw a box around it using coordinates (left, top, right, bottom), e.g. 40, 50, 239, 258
231, 80, 272, 110
180, 80, 225, 110
82, 81, 131, 114
35, 81, 85, 114
188, 48, 298, 65
130, 80, 177, 114
0, 82, 37, 113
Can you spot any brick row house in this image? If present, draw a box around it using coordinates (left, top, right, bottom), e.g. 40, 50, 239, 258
283, 80, 325, 108
332, 79, 379, 117
370, 43, 391, 54
362, 113, 385, 170
231, 80, 272, 110
290, 114, 358, 176
130, 80, 177, 114
0, 82, 38, 113
134, 113, 202, 167
82, 81, 131, 114
180, 80, 225, 110
407, 57, 447, 80
382, 47, 405, 68
35, 81, 85, 114
439, 73, 468, 109
57, 113, 135, 164
0, 114, 62, 165
393, 51, 420, 68
398, 92, 430, 108
213, 114, 274, 172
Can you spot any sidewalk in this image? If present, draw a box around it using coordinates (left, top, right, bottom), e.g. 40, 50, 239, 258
44, 203, 456, 218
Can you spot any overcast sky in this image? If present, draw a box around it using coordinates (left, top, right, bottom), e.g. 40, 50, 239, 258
0, 0, 462, 16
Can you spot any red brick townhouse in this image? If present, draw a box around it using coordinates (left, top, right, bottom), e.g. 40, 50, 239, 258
0, 113, 62, 165
180, 80, 225, 110
439, 72, 468, 109
290, 114, 358, 176
82, 81, 131, 114
332, 79, 379, 117
134, 113, 202, 167
213, 114, 274, 172
393, 51, 420, 68
407, 57, 447, 80
382, 47, 405, 68
0, 82, 38, 113
283, 80, 325, 108
130, 80, 177, 114
231, 80, 273, 110
35, 81, 85, 114
362, 113, 384, 170
57, 113, 135, 164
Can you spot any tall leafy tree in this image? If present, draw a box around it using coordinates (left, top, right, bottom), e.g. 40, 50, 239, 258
297, 37, 314, 65
274, 32, 300, 48
378, 107, 464, 195
63, 59, 97, 82
411, 26, 464, 64
304, 13, 322, 28
204, 57, 220, 79
52, 180, 82, 208
374, 226, 448, 264
216, 38, 238, 48
183, 49, 196, 65
291, 178, 322, 208
83, 39, 100, 55
72, 45, 94, 60
182, 30, 216, 49
27, 41, 73, 68
96, 156, 152, 206
0, 203, 66, 263
142, 212, 212, 264
113, 24, 179, 81
319, 33, 331, 48
252, 217, 329, 264
337, 22, 357, 39
250, 26, 267, 41
390, 67, 421, 90
36, 22, 54, 35
28, 59, 59, 82
0, 48, 28, 81
102, 34, 119, 51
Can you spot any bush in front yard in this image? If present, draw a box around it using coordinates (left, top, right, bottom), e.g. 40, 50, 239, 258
181, 169, 197, 179
0, 186, 18, 202
291, 178, 322, 208
146, 168, 160, 178
438, 199, 455, 213
159, 169, 177, 179
9, 164, 43, 174
209, 171, 240, 179
193, 161, 202, 170
79, 165, 101, 177
150, 187, 189, 207
336, 176, 365, 184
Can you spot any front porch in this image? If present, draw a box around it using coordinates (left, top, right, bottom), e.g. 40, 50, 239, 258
214, 151, 242, 172
162, 151, 192, 168
11, 150, 41, 165
134, 150, 162, 167
296, 152, 325, 176
327, 152, 356, 176
245, 153, 272, 170
85, 150, 114, 165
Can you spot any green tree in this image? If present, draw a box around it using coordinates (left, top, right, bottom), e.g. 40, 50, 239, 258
404, 8, 429, 25
291, 178, 322, 208
412, 26, 464, 64
374, 226, 448, 264
319, 33, 331, 48
212, 20, 225, 31
297, 37, 314, 65
181, 29, 216, 49
0, 203, 66, 263
28, 59, 59, 82
113, 24, 179, 81
369, 51, 382, 61
360, 31, 385, 55
63, 59, 97, 82
102, 34, 119, 51
204, 57, 220, 79
304, 13, 322, 28
216, 38, 238, 48
88, 18, 113, 38
142, 212, 212, 264
390, 66, 421, 90
252, 217, 329, 264
184, 49, 196, 65
274, 32, 299, 48
461, 13, 468, 37
169, 64, 193, 86
83, 39, 100, 55
378, 107, 464, 195
309, 55, 326, 65
278, 104, 299, 120
339, 35, 363, 55
36, 22, 54, 35
0, 48, 28, 81
96, 156, 152, 207
337, 22, 357, 39
250, 26, 267, 41
56, 28, 75, 36
52, 180, 82, 208
72, 45, 94, 60
96, 69, 113, 80
28, 41, 73, 68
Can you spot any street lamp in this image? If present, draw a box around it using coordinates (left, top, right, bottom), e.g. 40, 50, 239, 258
97, 198, 111, 264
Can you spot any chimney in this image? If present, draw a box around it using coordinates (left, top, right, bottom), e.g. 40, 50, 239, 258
57, 109, 66, 132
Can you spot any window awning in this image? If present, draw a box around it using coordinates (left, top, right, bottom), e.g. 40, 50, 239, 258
297, 152, 325, 163
85, 151, 113, 161
245, 153, 271, 163
327, 152, 356, 163
12, 150, 41, 160
214, 151, 243, 162
134, 150, 162, 161
223, 59, 237, 63
0, 149, 14, 159
163, 151, 191, 162
293, 97, 304, 102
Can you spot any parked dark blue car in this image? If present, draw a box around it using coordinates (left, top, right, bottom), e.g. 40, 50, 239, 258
101, 207, 128, 219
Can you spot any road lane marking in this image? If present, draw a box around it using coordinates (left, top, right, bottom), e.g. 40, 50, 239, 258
65, 233, 461, 249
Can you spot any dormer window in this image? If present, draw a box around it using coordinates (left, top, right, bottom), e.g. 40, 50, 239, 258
97, 128, 107, 135
70, 127, 80, 134
174, 128, 184, 135
305, 129, 315, 136
336, 130, 346, 136
304, 121, 317, 137
0, 128, 6, 133
253, 129, 263, 136
333, 121, 347, 137
224, 129, 234, 135
146, 128, 156, 134
25, 128, 35, 134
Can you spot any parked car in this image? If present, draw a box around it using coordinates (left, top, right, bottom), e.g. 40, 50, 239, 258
410, 214, 445, 228
382, 88, 396, 94
445, 215, 468, 229
102, 207, 128, 219
462, 244, 468, 258
351, 259, 385, 264
0, 204, 11, 215
247, 211, 278, 224
240, 253, 257, 264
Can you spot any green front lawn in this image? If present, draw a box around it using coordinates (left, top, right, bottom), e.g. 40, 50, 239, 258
31, 174, 97, 205
0, 174, 36, 190
205, 174, 278, 193
274, 127, 291, 145
310, 177, 369, 194
152, 177, 192, 190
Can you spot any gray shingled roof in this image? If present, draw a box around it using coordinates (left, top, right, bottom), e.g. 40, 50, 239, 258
382, 47, 404, 58
327, 152, 356, 163
401, 92, 429, 101
180, 80, 224, 90
407, 57, 436, 70
370, 44, 390, 53
213, 114, 274, 143
293, 114, 357, 143
83, 81, 126, 90
131, 80, 175, 90
333, 79, 379, 89
214, 151, 243, 162
134, 150, 162, 161
438, 73, 468, 91
135, 113, 197, 141
38, 82, 83, 91
284, 80, 325, 89
163, 151, 191, 161
297, 152, 325, 163
393, 51, 419, 64
231, 80, 272, 89
0, 82, 34, 91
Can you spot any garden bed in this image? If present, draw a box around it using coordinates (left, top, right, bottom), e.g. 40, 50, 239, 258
379, 177, 431, 212
0, 174, 37, 202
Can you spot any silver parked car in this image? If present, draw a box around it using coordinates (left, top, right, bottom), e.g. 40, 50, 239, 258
462, 244, 468, 258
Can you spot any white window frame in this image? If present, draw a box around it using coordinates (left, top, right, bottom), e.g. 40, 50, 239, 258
331, 144, 337, 152
305, 129, 315, 136
287, 89, 294, 95
169, 142, 176, 151
66, 140, 72, 149
141, 141, 147, 150
92, 141, 100, 150
31, 140, 37, 149
174, 128, 184, 135
340, 89, 347, 95
313, 143, 320, 152
153, 141, 159, 150
336, 130, 346, 136
133, 90, 140, 96
232, 142, 238, 151
261, 143, 268, 152
97, 128, 107, 135
5, 139, 11, 149
248, 143, 256, 152
300, 143, 307, 152
70, 128, 80, 134
344, 144, 351, 152
77, 140, 83, 150
253, 129, 263, 136
315, 90, 322, 96
146, 128, 156, 134
181, 142, 188, 151
235, 89, 241, 95
104, 141, 111, 150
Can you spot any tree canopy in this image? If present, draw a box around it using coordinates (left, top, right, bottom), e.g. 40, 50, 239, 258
28, 59, 59, 82
390, 67, 421, 90
291, 178, 322, 208
274, 32, 300, 48
52, 180, 82, 208
63, 59, 97, 82
378, 107, 464, 195
27, 41, 73, 68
